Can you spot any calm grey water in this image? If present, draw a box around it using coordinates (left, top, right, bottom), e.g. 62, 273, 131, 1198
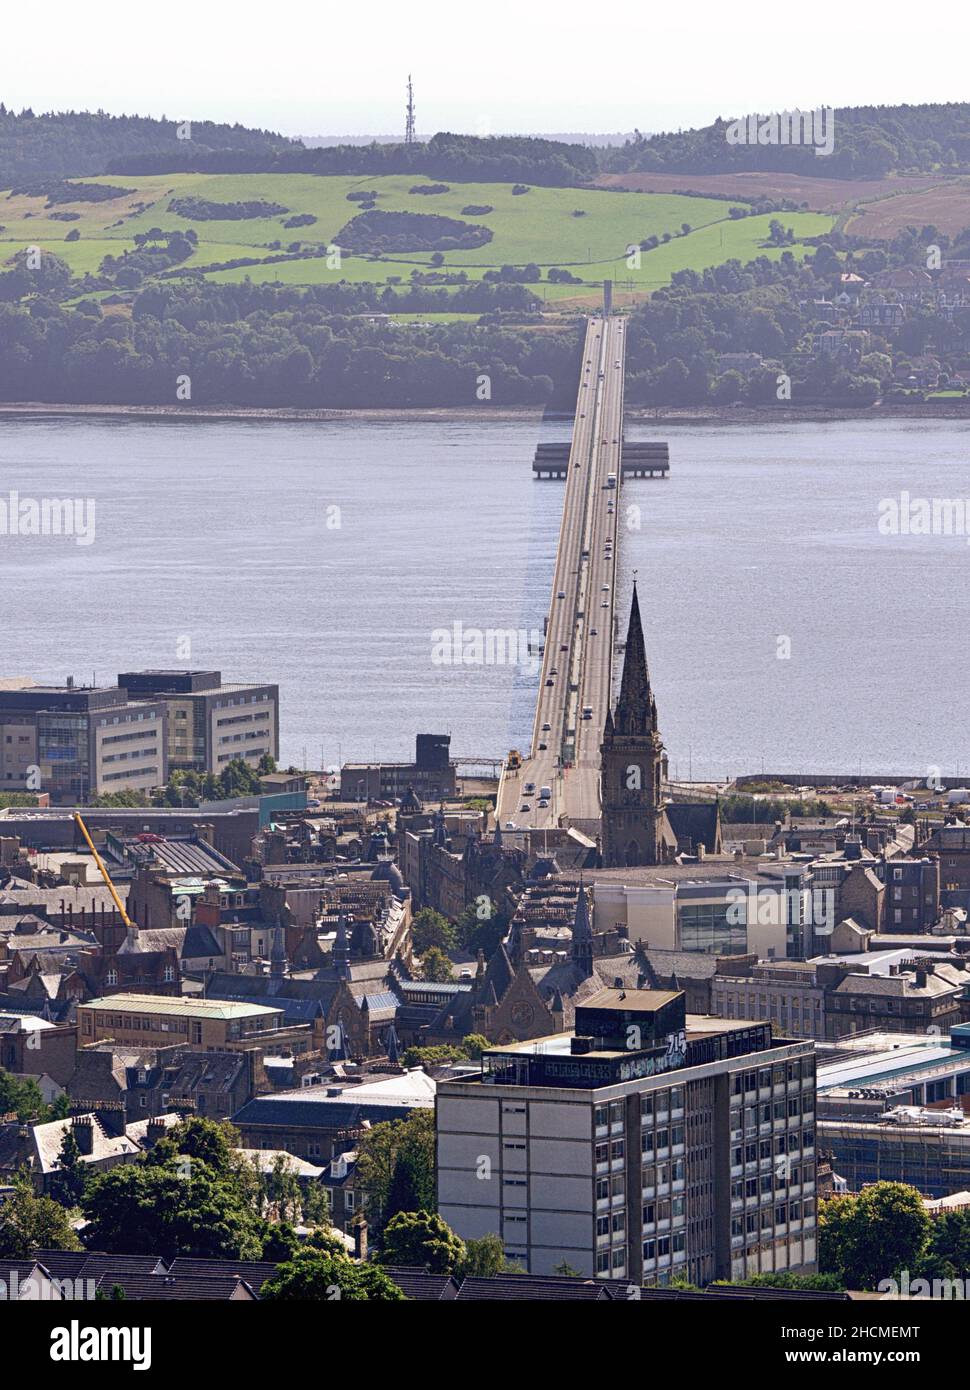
1, 413, 969, 780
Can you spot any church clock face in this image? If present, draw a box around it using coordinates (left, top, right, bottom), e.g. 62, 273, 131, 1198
511, 1001, 535, 1028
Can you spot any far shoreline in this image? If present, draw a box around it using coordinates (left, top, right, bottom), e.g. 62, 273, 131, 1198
2, 400, 970, 426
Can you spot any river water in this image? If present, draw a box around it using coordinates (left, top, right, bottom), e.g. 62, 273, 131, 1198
1, 413, 968, 780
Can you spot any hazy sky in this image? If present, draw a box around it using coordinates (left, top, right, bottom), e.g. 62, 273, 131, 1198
6, 0, 969, 137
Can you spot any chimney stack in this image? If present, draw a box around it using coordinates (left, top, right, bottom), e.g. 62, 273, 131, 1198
71, 1115, 95, 1156
354, 1220, 368, 1262
95, 1100, 127, 1138
145, 1116, 169, 1148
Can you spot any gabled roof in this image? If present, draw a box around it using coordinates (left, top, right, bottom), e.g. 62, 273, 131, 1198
382, 1266, 460, 1300
455, 1274, 612, 1300
29, 1114, 140, 1174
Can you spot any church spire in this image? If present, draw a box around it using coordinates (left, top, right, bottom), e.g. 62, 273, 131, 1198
599, 582, 667, 869
614, 581, 655, 736
571, 879, 594, 978
333, 912, 351, 980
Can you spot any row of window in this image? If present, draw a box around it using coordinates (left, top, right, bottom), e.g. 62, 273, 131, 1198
731, 1200, 812, 1237
732, 1061, 812, 1094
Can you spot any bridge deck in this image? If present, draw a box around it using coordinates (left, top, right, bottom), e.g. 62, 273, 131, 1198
497, 315, 628, 833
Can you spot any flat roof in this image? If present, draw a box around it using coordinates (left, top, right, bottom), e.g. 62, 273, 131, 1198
581, 987, 681, 1012
484, 1014, 770, 1058
817, 1038, 967, 1090
82, 993, 281, 1020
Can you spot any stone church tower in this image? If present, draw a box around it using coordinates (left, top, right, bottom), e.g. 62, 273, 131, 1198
600, 583, 667, 866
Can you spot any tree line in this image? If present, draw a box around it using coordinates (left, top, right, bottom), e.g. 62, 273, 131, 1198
601, 102, 970, 179
0, 106, 295, 187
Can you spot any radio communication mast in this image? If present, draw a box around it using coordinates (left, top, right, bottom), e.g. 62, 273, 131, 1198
405, 74, 416, 145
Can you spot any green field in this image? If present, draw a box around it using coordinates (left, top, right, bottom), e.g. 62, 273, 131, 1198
0, 172, 836, 301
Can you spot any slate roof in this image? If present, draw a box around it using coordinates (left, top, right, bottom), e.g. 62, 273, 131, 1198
117, 928, 185, 956
166, 1256, 281, 1289
92, 1273, 256, 1300
32, 1250, 167, 1280
640, 949, 721, 981
31, 1114, 140, 1173
455, 1274, 612, 1300
665, 802, 721, 853
232, 1098, 408, 1131
232, 1072, 435, 1131
182, 924, 223, 958
833, 967, 965, 998
382, 1266, 460, 1300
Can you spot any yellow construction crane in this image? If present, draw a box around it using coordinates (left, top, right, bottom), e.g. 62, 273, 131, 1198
72, 811, 134, 929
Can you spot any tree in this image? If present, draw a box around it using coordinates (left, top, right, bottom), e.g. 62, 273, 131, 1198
411, 907, 456, 954
819, 1183, 930, 1289
356, 1109, 435, 1233
378, 1210, 466, 1274
461, 1034, 489, 1060
0, 1069, 48, 1121
420, 946, 454, 982
720, 1271, 844, 1291
459, 1233, 511, 1278
400, 1044, 469, 1069
83, 1160, 265, 1260
553, 1259, 581, 1277
455, 903, 507, 956
0, 1175, 82, 1257
258, 1152, 304, 1224
260, 1250, 406, 1300
50, 1128, 89, 1208
921, 1209, 970, 1279
144, 1116, 242, 1177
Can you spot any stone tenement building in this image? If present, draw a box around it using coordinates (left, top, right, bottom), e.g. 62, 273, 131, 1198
400, 807, 525, 920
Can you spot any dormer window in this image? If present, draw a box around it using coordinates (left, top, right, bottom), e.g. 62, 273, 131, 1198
106, 969, 118, 987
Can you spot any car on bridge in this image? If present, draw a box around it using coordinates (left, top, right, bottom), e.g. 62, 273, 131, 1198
541, 721, 551, 731
520, 803, 531, 813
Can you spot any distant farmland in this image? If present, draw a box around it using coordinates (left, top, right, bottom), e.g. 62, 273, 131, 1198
0, 171, 837, 303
